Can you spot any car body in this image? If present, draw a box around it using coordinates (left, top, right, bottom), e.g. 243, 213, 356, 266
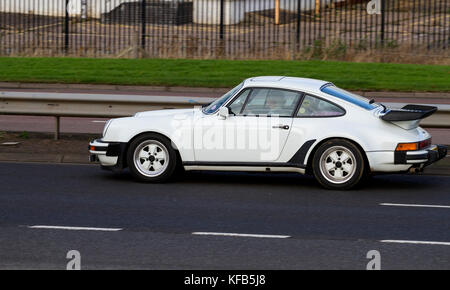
89, 76, 447, 189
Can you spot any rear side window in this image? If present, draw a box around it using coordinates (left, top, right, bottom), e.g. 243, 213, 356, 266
321, 85, 377, 110
297, 95, 345, 117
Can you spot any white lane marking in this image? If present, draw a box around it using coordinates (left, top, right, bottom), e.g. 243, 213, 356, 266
192, 232, 291, 239
380, 203, 450, 209
381, 240, 450, 246
92, 120, 108, 123
28, 225, 122, 231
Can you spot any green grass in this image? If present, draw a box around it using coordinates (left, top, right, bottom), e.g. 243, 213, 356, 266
0, 57, 448, 91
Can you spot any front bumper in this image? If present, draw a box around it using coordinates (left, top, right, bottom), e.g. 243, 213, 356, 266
394, 144, 447, 168
89, 139, 127, 169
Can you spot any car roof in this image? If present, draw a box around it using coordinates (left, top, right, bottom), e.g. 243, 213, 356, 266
243, 76, 332, 93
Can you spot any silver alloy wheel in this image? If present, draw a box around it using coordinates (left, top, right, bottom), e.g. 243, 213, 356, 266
133, 140, 169, 177
319, 146, 357, 184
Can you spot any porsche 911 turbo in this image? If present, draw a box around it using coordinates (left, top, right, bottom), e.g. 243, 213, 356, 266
90, 76, 447, 189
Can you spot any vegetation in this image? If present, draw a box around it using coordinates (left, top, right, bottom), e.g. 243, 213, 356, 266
0, 57, 448, 91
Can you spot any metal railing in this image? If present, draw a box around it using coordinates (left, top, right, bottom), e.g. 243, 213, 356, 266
0, 0, 448, 59
0, 91, 448, 139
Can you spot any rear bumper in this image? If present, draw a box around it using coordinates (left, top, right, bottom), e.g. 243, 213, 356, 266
394, 145, 447, 167
89, 139, 127, 169
366, 145, 447, 173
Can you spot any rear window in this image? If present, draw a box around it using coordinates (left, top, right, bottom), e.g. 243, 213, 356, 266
321, 85, 377, 110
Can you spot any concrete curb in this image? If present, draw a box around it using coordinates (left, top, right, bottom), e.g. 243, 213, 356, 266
0, 153, 89, 164
0, 82, 449, 98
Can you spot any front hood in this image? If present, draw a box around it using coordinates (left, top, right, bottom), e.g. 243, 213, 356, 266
134, 108, 197, 118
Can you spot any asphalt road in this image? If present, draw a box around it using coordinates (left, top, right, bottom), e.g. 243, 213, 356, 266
0, 162, 449, 270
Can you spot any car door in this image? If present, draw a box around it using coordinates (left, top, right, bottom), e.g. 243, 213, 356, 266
280, 94, 347, 164
193, 88, 302, 163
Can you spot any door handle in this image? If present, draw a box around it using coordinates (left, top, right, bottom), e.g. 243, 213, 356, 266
272, 125, 290, 130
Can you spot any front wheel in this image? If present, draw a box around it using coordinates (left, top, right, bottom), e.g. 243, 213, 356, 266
312, 139, 366, 190
127, 133, 177, 182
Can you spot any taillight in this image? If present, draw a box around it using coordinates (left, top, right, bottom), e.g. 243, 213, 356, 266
419, 138, 431, 149
396, 138, 432, 151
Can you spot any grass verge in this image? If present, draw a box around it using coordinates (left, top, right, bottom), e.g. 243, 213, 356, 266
0, 57, 448, 91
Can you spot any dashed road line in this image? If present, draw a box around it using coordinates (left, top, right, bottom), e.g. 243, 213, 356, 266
192, 232, 291, 239
380, 203, 450, 209
28, 225, 122, 231
381, 240, 450, 246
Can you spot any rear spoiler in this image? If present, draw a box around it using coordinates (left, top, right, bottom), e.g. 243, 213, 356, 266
380, 104, 437, 122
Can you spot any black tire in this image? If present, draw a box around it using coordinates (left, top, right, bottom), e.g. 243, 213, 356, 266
126, 133, 177, 183
312, 139, 366, 190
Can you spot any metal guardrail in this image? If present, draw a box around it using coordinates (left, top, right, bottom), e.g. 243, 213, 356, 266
0, 91, 215, 117
0, 91, 216, 139
0, 91, 449, 139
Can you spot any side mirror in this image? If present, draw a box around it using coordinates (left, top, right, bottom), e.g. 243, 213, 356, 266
218, 106, 229, 119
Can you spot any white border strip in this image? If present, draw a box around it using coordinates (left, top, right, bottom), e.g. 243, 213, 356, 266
28, 225, 122, 232
192, 232, 291, 239
381, 240, 450, 246
380, 203, 450, 209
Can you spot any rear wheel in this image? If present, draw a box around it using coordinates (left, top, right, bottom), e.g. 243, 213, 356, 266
127, 133, 177, 182
312, 139, 365, 190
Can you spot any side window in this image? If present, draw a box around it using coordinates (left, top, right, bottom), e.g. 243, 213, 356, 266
297, 95, 345, 117
228, 89, 251, 115
241, 89, 301, 117
241, 89, 270, 115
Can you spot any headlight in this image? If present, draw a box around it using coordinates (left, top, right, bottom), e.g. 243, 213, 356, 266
102, 119, 113, 137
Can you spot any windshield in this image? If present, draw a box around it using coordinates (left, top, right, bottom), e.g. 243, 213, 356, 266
321, 84, 378, 110
202, 82, 244, 114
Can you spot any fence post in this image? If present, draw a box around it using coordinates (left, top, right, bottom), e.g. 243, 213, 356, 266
141, 0, 147, 52
141, 0, 146, 50
275, 0, 280, 25
220, 0, 224, 39
296, 0, 301, 44
380, 0, 385, 45
64, 0, 69, 53
54, 116, 60, 141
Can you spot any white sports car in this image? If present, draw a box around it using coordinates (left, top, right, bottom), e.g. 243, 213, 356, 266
89, 77, 447, 189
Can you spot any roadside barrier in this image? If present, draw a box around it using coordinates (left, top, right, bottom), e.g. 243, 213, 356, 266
1, 91, 448, 139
